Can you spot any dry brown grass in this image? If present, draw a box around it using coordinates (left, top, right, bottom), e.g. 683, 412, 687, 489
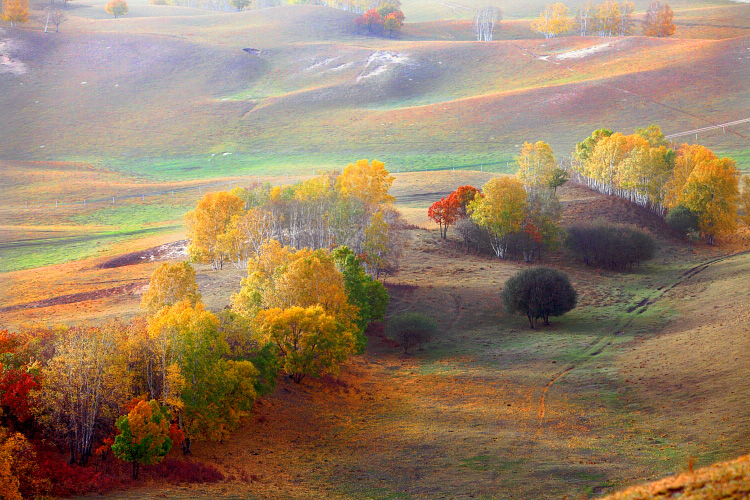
602, 454, 750, 500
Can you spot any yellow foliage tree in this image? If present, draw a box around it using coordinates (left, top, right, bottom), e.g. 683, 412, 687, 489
1, 0, 28, 26
335, 159, 395, 206
41, 323, 131, 465
140, 261, 201, 315
664, 144, 717, 210
468, 177, 527, 258
516, 141, 556, 192
217, 208, 274, 269
676, 157, 739, 245
185, 191, 244, 270
254, 305, 356, 383
740, 176, 750, 227
531, 2, 574, 38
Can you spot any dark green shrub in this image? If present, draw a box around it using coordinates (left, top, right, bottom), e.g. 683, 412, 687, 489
501, 267, 577, 329
388, 312, 437, 354
564, 223, 655, 270
666, 205, 700, 238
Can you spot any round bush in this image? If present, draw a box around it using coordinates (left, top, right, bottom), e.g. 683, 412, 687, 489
564, 223, 655, 270
501, 267, 577, 329
388, 312, 437, 354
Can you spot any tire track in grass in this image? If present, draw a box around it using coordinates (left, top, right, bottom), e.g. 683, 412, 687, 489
536, 249, 750, 432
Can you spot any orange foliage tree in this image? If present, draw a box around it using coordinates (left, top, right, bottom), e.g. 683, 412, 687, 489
642, 1, 675, 37
111, 399, 172, 479
428, 194, 460, 239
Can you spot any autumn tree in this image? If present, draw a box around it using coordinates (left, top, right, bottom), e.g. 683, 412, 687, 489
468, 177, 527, 258
452, 185, 479, 216
383, 11, 405, 37
642, 1, 675, 37
516, 189, 562, 262
428, 194, 460, 239
185, 191, 244, 270
105, 0, 128, 17
41, 324, 130, 465
576, 2, 594, 36
0, 427, 33, 500
502, 267, 577, 329
112, 399, 172, 479
356, 8, 382, 32
475, 6, 501, 41
531, 3, 574, 39
516, 141, 557, 192
618, 1, 635, 36
217, 208, 274, 269
740, 177, 750, 227
140, 261, 201, 315
675, 157, 739, 245
147, 300, 258, 453
254, 306, 356, 383
336, 158, 395, 206
593, 0, 620, 36
1, 0, 28, 26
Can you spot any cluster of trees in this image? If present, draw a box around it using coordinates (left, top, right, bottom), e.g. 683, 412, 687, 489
564, 223, 655, 269
531, 1, 675, 39
0, 160, 399, 498
186, 159, 402, 278
354, 3, 405, 36
429, 142, 566, 261
474, 6, 501, 41
572, 126, 741, 244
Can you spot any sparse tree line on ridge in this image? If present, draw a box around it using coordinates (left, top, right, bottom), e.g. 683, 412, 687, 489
531, 1, 676, 39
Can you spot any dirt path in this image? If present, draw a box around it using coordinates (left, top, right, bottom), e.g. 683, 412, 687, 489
535, 248, 750, 432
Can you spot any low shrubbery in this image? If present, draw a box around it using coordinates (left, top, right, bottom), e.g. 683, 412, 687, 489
564, 223, 655, 270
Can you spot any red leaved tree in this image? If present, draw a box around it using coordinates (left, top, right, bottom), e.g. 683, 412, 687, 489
428, 194, 460, 239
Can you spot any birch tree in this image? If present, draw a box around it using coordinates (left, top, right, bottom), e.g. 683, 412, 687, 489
474, 6, 501, 42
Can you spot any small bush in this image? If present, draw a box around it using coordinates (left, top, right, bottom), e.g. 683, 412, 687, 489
564, 223, 655, 270
151, 0, 168, 5
501, 267, 577, 329
666, 205, 700, 238
388, 312, 437, 354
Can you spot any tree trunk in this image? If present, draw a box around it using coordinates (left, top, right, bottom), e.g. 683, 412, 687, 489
132, 460, 139, 479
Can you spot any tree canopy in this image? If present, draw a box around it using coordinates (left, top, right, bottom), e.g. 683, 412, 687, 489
502, 267, 577, 329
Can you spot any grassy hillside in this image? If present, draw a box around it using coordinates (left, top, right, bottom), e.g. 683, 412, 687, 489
3, 2, 749, 180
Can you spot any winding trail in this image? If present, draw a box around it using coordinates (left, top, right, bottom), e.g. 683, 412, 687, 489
535, 249, 750, 432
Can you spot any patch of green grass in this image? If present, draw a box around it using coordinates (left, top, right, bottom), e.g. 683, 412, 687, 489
71, 203, 193, 228
0, 226, 179, 273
